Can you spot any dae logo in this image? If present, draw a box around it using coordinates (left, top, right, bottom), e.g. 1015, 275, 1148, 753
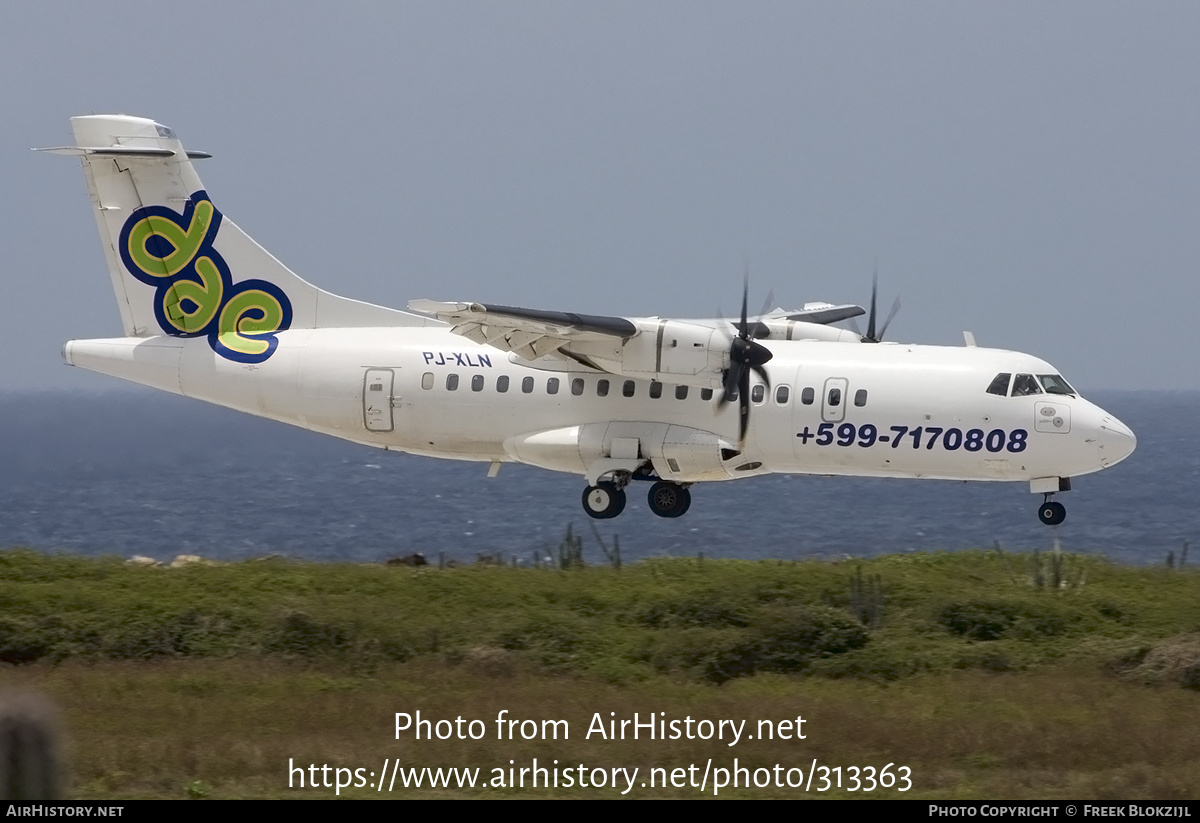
118, 190, 292, 363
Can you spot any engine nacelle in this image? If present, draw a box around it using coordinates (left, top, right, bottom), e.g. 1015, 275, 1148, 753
754, 318, 861, 343
562, 317, 860, 388
565, 319, 727, 389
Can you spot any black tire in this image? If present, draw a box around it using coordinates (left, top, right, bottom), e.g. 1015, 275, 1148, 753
647, 481, 691, 518
582, 482, 626, 519
1037, 501, 1066, 526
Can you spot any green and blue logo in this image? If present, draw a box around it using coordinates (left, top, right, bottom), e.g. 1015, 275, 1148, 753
118, 191, 292, 363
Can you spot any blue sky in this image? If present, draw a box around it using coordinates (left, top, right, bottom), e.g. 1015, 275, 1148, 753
4, 2, 1197, 391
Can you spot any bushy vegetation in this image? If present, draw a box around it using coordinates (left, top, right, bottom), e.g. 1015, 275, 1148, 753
0, 547, 1197, 687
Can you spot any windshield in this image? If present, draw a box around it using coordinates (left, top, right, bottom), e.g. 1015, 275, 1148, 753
985, 373, 1012, 396
1011, 373, 1043, 397
1038, 374, 1076, 397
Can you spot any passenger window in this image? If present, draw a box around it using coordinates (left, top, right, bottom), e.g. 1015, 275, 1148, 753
1011, 373, 1043, 397
496, 375, 509, 393
522, 376, 534, 394
471, 375, 484, 392
421, 372, 434, 390
623, 380, 635, 398
801, 387, 815, 405
547, 378, 560, 395
597, 379, 610, 397
986, 373, 1012, 397
828, 388, 841, 407
700, 388, 714, 401
675, 385, 688, 400
650, 381, 663, 399
446, 374, 459, 391
571, 378, 585, 396
854, 389, 868, 407
751, 384, 765, 404
775, 385, 790, 405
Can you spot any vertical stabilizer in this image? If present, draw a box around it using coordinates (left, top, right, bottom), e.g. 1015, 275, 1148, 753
56, 115, 424, 365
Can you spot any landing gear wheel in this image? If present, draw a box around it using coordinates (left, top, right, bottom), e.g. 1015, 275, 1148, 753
1038, 501, 1066, 526
647, 481, 691, 519
582, 482, 626, 520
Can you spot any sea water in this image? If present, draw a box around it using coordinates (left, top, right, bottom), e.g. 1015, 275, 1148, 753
0, 389, 1192, 566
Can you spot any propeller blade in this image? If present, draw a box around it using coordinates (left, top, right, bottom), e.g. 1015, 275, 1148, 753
749, 289, 776, 339
859, 269, 900, 343
738, 276, 750, 340
878, 296, 902, 341
721, 363, 741, 404
864, 269, 878, 342
751, 362, 771, 389
738, 364, 751, 446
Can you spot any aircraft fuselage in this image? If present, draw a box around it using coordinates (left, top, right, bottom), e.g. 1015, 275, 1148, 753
64, 328, 1134, 491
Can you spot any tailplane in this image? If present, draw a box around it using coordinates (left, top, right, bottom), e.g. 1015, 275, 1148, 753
45, 115, 424, 364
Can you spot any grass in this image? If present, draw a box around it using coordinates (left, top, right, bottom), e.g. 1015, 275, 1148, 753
0, 548, 1197, 798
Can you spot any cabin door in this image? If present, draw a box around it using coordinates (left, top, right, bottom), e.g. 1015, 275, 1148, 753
362, 368, 395, 432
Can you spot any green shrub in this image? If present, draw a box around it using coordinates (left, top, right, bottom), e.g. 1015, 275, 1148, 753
265, 612, 350, 658
940, 601, 1019, 640
636, 596, 751, 629
646, 605, 870, 684
939, 599, 1080, 641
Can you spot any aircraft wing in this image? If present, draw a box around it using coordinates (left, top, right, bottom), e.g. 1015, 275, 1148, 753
407, 300, 637, 362
409, 297, 865, 386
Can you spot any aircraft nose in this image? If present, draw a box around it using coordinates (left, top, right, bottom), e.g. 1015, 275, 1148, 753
1097, 413, 1136, 468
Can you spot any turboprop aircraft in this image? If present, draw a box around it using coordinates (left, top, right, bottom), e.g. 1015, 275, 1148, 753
41, 115, 1136, 526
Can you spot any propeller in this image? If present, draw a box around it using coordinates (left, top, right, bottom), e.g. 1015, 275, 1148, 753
719, 278, 774, 447
851, 269, 901, 343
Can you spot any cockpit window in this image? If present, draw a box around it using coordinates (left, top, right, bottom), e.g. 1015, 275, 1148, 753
986, 373, 1011, 396
1038, 374, 1076, 397
1011, 373, 1043, 397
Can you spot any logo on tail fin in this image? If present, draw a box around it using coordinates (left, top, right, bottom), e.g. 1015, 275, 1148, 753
118, 191, 292, 363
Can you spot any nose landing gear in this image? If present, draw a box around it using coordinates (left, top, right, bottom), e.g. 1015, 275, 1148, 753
1038, 495, 1066, 526
1031, 477, 1071, 526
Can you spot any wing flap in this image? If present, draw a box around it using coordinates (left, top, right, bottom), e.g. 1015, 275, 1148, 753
409, 300, 634, 363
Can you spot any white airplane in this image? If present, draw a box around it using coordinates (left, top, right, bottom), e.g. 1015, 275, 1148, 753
41, 115, 1136, 527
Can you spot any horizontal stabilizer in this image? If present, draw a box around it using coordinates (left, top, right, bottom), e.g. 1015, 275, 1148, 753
781, 303, 865, 325
35, 146, 212, 160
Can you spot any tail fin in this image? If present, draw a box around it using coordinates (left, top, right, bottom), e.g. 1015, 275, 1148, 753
51, 115, 422, 364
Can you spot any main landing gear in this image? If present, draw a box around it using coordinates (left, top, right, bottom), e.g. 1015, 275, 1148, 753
581, 474, 692, 520
1038, 496, 1066, 526
647, 481, 691, 519
582, 482, 626, 520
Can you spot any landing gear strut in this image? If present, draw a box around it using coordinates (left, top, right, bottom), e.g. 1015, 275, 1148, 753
647, 481, 691, 519
1037, 495, 1066, 526
582, 481, 626, 520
